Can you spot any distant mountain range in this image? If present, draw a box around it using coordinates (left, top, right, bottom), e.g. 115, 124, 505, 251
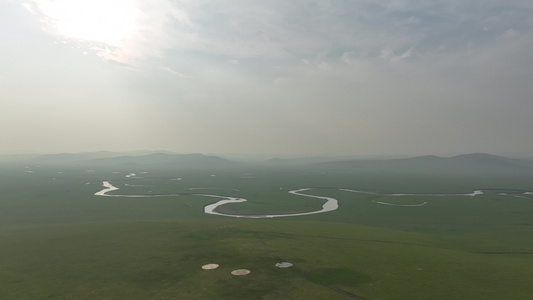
86, 153, 235, 168
313, 153, 533, 175
28, 151, 120, 164
27, 152, 236, 168
12, 152, 533, 175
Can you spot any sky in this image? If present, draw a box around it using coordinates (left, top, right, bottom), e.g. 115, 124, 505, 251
1, 0, 533, 156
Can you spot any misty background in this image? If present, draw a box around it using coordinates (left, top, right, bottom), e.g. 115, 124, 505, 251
1, 0, 532, 156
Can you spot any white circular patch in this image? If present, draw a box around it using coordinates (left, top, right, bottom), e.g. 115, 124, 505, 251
275, 262, 293, 268
231, 269, 251, 275
202, 264, 219, 270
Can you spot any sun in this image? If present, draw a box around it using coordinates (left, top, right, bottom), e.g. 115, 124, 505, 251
29, 0, 139, 48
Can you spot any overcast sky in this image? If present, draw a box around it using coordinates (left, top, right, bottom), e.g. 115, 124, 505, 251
1, 0, 532, 156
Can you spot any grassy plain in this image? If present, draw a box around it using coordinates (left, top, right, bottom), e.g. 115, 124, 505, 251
1, 162, 533, 299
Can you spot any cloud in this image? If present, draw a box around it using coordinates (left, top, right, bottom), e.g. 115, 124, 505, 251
25, 0, 193, 63
8, 0, 533, 155
23, 0, 533, 65
501, 28, 520, 38
160, 67, 189, 77
341, 52, 358, 65
380, 47, 413, 63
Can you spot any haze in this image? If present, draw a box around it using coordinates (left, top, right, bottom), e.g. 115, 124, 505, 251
2, 0, 532, 156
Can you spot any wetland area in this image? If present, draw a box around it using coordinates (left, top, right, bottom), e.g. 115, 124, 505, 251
2, 153, 533, 299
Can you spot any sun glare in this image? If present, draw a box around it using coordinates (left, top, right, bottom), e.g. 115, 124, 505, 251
33, 0, 139, 47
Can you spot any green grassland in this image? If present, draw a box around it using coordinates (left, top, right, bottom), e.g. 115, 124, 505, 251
1, 162, 533, 299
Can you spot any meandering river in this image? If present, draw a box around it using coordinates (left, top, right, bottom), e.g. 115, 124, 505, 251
94, 181, 337, 218
94, 181, 531, 218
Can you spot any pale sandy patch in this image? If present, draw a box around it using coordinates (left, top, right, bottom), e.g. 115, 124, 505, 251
231, 269, 251, 275
202, 264, 219, 270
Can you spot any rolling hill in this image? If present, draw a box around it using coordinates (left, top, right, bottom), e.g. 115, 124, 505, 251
84, 153, 237, 168
313, 153, 533, 175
